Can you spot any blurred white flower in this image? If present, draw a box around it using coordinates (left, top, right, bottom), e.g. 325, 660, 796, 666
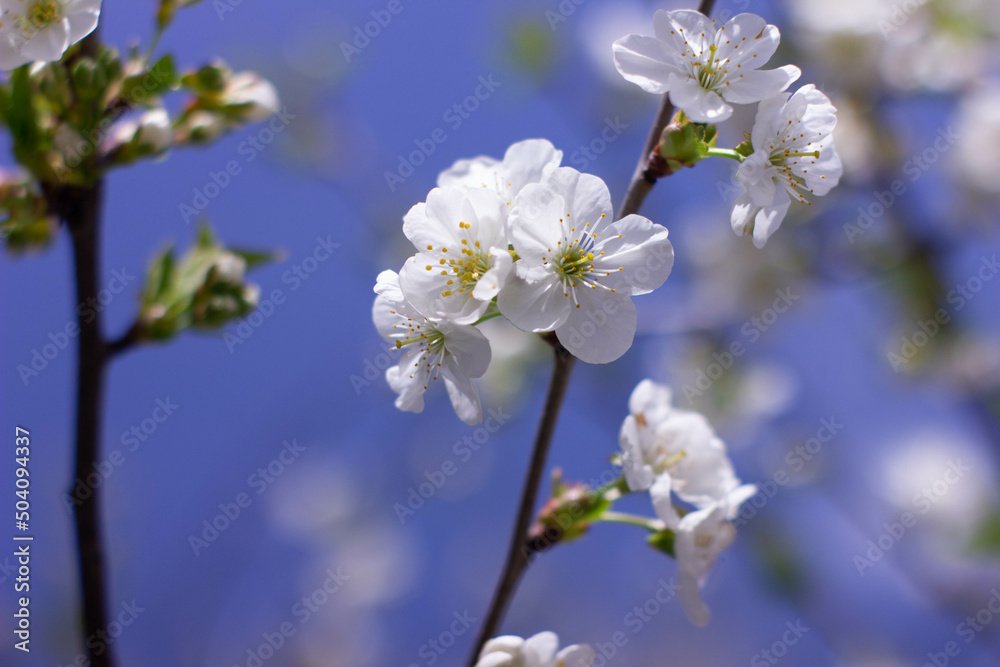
674, 485, 757, 626
882, 432, 997, 546
954, 83, 1000, 195
732, 85, 842, 248
222, 71, 280, 122
475, 632, 594, 667
109, 108, 173, 154
0, 0, 101, 69
613, 10, 799, 123
619, 379, 742, 506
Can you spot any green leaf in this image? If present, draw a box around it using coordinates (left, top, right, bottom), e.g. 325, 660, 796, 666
121, 55, 177, 102
646, 529, 676, 558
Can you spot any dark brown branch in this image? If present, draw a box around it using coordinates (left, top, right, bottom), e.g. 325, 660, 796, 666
468, 342, 576, 662
58, 27, 118, 667
64, 182, 116, 667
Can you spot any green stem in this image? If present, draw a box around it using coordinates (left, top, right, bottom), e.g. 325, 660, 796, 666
597, 511, 665, 533
472, 311, 504, 326
706, 148, 745, 163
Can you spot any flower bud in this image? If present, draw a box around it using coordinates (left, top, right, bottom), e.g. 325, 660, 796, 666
220, 72, 280, 123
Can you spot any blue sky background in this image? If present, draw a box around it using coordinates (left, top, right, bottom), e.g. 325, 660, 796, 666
3, 0, 1000, 665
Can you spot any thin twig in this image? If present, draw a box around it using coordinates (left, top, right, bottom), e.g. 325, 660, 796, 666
107, 322, 143, 358
468, 341, 575, 662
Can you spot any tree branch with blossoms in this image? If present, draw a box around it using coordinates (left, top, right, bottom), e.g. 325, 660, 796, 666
1, 1, 284, 664
371, 3, 843, 666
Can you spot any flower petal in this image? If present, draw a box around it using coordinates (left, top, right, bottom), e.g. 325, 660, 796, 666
20, 21, 71, 62
752, 188, 791, 248
650, 472, 681, 529
498, 273, 568, 332
612, 33, 680, 95
437, 156, 501, 190
508, 183, 566, 264
472, 247, 513, 302
386, 354, 430, 415
500, 138, 563, 200
437, 321, 492, 378
442, 363, 483, 425
620, 415, 656, 491
722, 65, 800, 104
555, 290, 636, 364
541, 167, 614, 233
667, 74, 732, 123
555, 644, 596, 667
594, 215, 674, 296
524, 631, 559, 665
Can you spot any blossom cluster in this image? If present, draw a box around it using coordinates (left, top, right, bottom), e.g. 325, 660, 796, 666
619, 379, 756, 625
613, 9, 843, 247
373, 139, 675, 423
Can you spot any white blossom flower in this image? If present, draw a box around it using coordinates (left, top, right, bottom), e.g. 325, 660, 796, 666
372, 270, 491, 424
731, 84, 842, 248
612, 10, 800, 123
221, 72, 280, 122
674, 484, 756, 626
619, 380, 742, 508
0, 0, 101, 70
398, 186, 512, 325
499, 167, 674, 364
437, 138, 562, 206
475, 632, 595, 667
109, 109, 173, 154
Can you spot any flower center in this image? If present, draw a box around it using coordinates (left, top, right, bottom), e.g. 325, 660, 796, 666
554, 245, 595, 287
693, 44, 729, 91
440, 249, 491, 298
14, 1, 63, 36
